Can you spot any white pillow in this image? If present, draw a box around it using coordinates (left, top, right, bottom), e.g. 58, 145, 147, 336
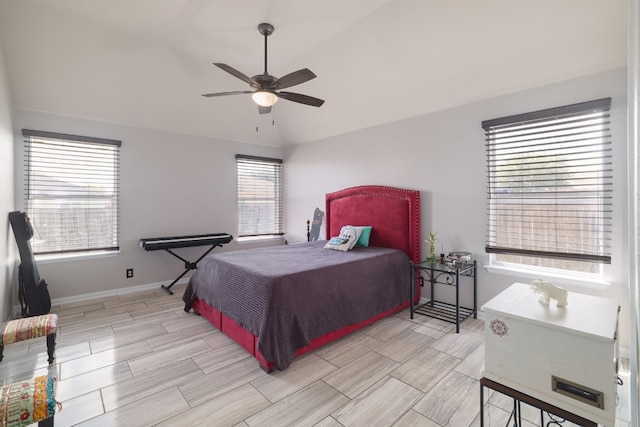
324, 225, 361, 252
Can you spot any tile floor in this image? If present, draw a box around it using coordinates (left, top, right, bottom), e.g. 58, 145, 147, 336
0, 284, 631, 426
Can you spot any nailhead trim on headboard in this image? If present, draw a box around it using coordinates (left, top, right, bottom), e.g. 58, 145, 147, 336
325, 185, 421, 264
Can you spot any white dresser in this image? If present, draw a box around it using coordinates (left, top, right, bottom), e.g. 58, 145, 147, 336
482, 282, 619, 426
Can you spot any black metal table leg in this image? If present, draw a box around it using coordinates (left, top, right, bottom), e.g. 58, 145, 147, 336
455, 267, 460, 333
429, 265, 435, 307
410, 261, 415, 319
473, 261, 478, 319
480, 381, 485, 427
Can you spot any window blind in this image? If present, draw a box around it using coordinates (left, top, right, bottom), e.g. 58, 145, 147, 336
483, 98, 612, 264
236, 154, 284, 237
23, 129, 121, 255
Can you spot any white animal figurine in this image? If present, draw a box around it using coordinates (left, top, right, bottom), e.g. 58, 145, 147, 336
530, 280, 568, 307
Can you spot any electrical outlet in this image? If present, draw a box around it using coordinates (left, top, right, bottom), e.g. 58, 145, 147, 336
126, 268, 133, 278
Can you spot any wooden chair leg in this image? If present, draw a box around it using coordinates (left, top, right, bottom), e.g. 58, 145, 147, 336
46, 332, 56, 364
38, 415, 54, 427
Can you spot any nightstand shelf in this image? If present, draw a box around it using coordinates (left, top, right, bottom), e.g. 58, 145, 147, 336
413, 300, 475, 325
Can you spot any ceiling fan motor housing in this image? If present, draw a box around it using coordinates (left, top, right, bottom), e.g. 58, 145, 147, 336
251, 74, 278, 90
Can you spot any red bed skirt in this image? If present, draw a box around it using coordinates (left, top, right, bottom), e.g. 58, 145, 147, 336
192, 298, 410, 372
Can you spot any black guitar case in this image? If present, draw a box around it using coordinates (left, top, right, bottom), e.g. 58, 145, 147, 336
8, 211, 51, 317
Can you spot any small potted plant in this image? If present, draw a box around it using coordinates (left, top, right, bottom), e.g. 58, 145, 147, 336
426, 231, 438, 263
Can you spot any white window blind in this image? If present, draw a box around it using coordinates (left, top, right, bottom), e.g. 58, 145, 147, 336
23, 129, 121, 255
236, 154, 284, 238
483, 98, 612, 267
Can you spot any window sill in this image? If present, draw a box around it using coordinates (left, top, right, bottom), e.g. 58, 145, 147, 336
484, 263, 610, 291
237, 235, 285, 244
35, 250, 119, 264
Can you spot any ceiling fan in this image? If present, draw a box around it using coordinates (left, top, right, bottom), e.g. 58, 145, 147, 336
202, 23, 325, 114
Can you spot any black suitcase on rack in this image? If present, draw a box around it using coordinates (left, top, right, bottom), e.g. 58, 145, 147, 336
8, 211, 51, 317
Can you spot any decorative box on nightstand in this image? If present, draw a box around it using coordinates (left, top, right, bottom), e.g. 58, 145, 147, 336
482, 283, 619, 426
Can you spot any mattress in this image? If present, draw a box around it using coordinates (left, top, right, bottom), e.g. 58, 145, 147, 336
183, 241, 410, 369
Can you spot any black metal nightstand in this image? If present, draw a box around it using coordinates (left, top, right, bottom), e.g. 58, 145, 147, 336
410, 259, 477, 332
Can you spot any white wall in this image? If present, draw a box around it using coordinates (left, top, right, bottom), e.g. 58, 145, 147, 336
628, 0, 640, 422
0, 30, 15, 320
6, 67, 630, 350
284, 67, 631, 349
11, 110, 283, 300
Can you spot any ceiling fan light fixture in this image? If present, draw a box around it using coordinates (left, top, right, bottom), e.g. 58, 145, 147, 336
204, 23, 324, 113
252, 90, 278, 107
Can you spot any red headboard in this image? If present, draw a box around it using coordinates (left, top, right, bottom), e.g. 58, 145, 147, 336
325, 185, 421, 265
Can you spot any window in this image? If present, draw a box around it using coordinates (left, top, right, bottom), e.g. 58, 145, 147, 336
22, 129, 121, 256
236, 154, 284, 238
483, 98, 612, 274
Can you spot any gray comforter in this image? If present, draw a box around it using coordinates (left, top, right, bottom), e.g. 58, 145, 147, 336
182, 241, 410, 370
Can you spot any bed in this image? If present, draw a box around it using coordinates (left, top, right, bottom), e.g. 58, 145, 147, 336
182, 185, 421, 372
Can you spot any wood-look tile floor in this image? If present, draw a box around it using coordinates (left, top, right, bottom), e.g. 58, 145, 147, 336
0, 284, 630, 427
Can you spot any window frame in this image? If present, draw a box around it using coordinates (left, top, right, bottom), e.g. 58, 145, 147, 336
483, 98, 612, 274
235, 154, 284, 240
22, 129, 121, 257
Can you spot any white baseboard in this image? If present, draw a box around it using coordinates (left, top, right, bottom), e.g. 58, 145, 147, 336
13, 278, 189, 317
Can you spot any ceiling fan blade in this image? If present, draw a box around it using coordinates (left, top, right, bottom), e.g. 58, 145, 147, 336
278, 91, 325, 107
258, 105, 272, 115
213, 63, 254, 84
272, 68, 316, 89
202, 90, 253, 97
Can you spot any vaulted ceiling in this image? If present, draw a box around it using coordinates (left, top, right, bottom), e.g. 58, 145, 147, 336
0, 0, 628, 147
